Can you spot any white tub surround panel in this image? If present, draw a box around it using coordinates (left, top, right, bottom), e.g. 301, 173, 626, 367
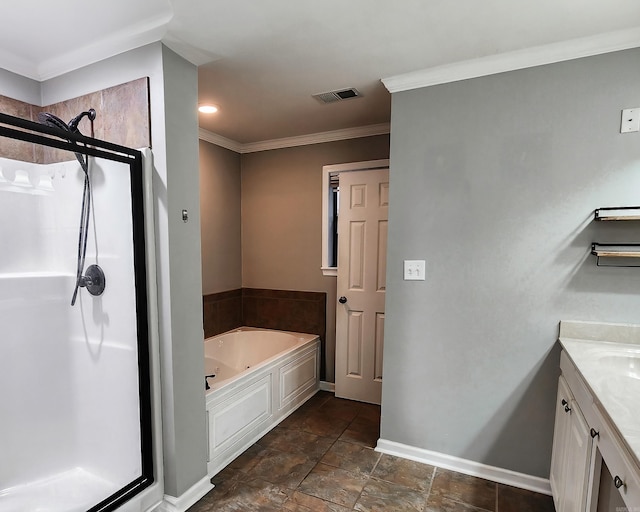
204, 328, 321, 477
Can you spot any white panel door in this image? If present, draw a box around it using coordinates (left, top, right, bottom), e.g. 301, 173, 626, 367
335, 168, 389, 404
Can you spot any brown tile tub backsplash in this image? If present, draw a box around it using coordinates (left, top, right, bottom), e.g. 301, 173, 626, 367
203, 288, 327, 378
203, 289, 243, 338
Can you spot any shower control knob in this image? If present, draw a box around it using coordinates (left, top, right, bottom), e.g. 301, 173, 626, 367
338, 296, 347, 304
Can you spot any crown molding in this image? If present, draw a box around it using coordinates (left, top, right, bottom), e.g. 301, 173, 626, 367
198, 128, 244, 153
1, 11, 172, 82
199, 123, 390, 154
382, 26, 640, 93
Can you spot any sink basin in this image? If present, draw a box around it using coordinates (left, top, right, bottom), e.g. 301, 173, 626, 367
597, 351, 640, 380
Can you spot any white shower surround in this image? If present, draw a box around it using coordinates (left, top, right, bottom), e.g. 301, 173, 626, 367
204, 327, 321, 477
0, 155, 146, 511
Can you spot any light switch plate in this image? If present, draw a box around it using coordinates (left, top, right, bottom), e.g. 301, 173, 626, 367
404, 260, 426, 280
621, 108, 640, 133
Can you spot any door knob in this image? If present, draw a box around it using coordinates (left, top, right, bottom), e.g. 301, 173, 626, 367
338, 296, 347, 304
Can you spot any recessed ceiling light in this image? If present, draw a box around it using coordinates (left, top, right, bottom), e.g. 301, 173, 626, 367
198, 104, 219, 114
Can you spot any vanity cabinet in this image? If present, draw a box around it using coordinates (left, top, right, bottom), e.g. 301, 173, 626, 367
551, 350, 640, 512
550, 375, 592, 512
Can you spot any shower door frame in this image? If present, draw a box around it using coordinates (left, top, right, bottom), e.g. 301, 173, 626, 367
0, 112, 154, 512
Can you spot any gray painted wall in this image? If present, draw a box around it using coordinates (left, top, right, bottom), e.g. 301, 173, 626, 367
200, 140, 242, 294
160, 44, 207, 496
382, 48, 640, 478
0, 68, 40, 104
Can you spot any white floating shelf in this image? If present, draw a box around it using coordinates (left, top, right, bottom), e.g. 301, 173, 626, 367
594, 207, 640, 221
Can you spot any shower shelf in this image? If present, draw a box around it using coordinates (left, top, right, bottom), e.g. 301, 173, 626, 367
594, 206, 640, 221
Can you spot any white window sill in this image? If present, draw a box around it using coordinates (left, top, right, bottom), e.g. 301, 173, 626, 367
321, 267, 337, 277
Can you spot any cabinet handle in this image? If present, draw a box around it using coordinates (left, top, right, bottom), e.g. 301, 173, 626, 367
590, 428, 599, 439
564, 404, 571, 413
614, 475, 624, 489
338, 296, 347, 304
561, 399, 568, 406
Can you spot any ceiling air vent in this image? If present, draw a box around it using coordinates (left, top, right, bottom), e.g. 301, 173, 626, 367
313, 87, 362, 104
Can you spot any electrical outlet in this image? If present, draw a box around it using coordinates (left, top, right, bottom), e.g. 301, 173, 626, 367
404, 260, 426, 281
621, 108, 640, 133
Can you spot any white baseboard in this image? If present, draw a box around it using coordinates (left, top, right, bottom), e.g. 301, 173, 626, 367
156, 476, 214, 512
375, 438, 552, 496
319, 380, 335, 392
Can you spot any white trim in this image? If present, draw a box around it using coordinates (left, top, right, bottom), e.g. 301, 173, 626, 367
198, 128, 244, 153
10, 12, 173, 81
376, 438, 552, 496
382, 26, 640, 93
321, 159, 390, 275
198, 123, 390, 154
157, 476, 214, 512
319, 380, 335, 392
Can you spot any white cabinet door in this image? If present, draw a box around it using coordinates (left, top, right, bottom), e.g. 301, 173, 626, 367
550, 374, 593, 512
563, 397, 592, 512
551, 375, 572, 511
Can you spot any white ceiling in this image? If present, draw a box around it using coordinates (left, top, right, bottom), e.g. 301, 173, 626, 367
2, 1, 640, 144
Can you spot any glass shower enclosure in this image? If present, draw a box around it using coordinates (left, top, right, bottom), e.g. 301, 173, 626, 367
0, 113, 153, 512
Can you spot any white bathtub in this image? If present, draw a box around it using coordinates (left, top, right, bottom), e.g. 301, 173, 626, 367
204, 327, 320, 476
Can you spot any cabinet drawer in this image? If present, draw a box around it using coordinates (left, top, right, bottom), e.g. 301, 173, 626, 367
591, 405, 640, 509
560, 351, 597, 427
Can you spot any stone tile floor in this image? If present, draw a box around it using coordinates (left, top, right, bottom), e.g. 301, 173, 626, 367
188, 391, 555, 511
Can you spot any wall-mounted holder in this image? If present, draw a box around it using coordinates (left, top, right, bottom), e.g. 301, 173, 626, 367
591, 243, 640, 267
594, 206, 640, 221
591, 206, 640, 266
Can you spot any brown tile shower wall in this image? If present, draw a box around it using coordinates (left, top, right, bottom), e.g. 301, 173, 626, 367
0, 95, 40, 162
0, 77, 150, 164
203, 288, 327, 379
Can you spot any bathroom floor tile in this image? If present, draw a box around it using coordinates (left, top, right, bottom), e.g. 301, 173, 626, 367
283, 491, 354, 511
203, 478, 289, 511
429, 469, 496, 511
317, 397, 361, 422
320, 440, 381, 475
497, 483, 555, 512
188, 392, 555, 512
297, 463, 369, 508
354, 403, 382, 423
354, 478, 427, 511
424, 494, 492, 512
338, 416, 380, 448
371, 454, 435, 492
247, 449, 316, 489
258, 426, 335, 461
280, 407, 310, 431
227, 443, 268, 473
302, 411, 350, 439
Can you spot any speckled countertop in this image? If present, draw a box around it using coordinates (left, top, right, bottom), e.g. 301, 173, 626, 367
559, 320, 640, 470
